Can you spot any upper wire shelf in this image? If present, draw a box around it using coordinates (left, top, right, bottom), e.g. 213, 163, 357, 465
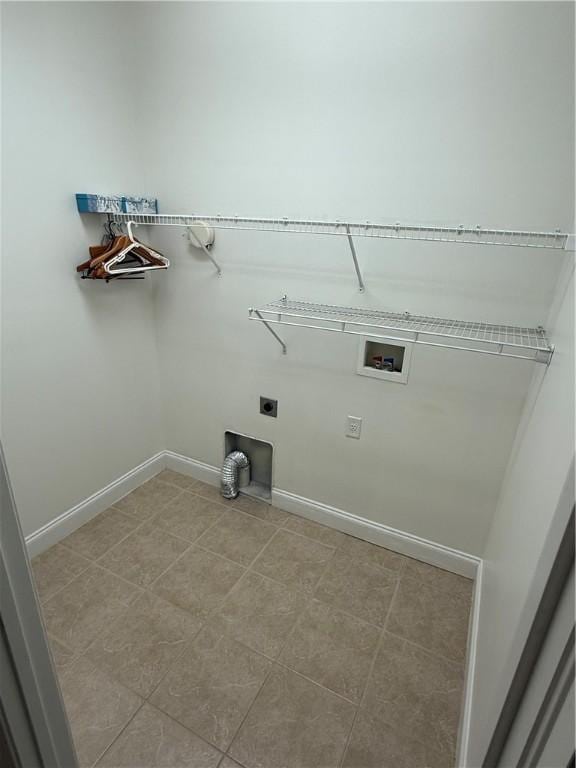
248, 298, 554, 364
109, 213, 572, 250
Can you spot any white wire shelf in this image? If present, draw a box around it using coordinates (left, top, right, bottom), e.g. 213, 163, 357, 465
248, 298, 554, 363
110, 213, 572, 250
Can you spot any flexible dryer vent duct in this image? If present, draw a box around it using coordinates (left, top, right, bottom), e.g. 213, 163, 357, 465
221, 451, 250, 499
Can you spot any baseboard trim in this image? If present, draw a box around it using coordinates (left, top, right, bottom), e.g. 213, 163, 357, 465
164, 451, 220, 485
25, 452, 166, 557
165, 450, 480, 579
27, 448, 482, 581
457, 559, 484, 766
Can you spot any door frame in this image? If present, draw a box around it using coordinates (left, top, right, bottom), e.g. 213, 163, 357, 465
483, 460, 575, 767
0, 443, 78, 767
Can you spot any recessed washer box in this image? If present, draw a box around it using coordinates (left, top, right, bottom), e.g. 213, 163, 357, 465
357, 337, 413, 384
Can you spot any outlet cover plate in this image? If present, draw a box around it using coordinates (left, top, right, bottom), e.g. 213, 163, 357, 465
346, 415, 362, 439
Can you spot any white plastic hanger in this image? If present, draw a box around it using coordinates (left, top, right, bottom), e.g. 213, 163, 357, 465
104, 221, 170, 275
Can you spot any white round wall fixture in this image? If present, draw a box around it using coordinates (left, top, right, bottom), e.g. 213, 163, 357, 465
186, 222, 215, 249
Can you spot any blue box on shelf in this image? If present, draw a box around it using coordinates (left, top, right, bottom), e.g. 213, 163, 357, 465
76, 194, 158, 215
76, 194, 123, 214
122, 196, 158, 214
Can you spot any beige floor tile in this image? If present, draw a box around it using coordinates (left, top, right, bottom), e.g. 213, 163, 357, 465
279, 599, 380, 703
342, 706, 449, 768
151, 546, 245, 619
61, 507, 141, 560
42, 565, 141, 652
219, 758, 244, 768
196, 510, 277, 566
229, 666, 355, 768
403, 557, 474, 600
87, 592, 202, 697
314, 552, 398, 626
98, 523, 190, 588
283, 516, 348, 548
190, 480, 227, 505
210, 571, 307, 658
224, 495, 290, 526
155, 468, 199, 491
337, 535, 408, 573
96, 704, 221, 767
114, 477, 182, 519
47, 635, 76, 672
362, 632, 463, 760
252, 529, 335, 593
59, 656, 142, 767
32, 544, 90, 602
386, 576, 471, 662
151, 491, 224, 543
150, 626, 271, 751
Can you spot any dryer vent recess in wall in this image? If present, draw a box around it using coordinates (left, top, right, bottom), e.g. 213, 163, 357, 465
224, 431, 273, 500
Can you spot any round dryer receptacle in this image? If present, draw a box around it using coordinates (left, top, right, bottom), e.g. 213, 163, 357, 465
186, 222, 215, 249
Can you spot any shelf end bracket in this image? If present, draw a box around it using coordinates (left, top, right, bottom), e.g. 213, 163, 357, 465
345, 225, 365, 292
252, 309, 287, 355
187, 226, 222, 276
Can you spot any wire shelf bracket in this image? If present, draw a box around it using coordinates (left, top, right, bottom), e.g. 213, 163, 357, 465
186, 225, 222, 276
248, 297, 554, 364
345, 225, 365, 292
251, 307, 287, 355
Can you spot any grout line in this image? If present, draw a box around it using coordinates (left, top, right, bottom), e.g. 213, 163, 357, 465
58, 511, 150, 563
383, 628, 468, 670
337, 577, 401, 768
224, 657, 278, 760
139, 624, 205, 704
88, 700, 146, 768
180, 528, 390, 633
272, 525, 339, 551
36, 557, 94, 606
272, 660, 361, 706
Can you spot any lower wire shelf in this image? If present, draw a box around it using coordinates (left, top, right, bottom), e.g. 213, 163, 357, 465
248, 298, 554, 364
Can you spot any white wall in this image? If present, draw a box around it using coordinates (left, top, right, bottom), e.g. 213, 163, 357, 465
138, 1, 573, 556
1, 2, 164, 537
1, 1, 572, 563
466, 255, 574, 765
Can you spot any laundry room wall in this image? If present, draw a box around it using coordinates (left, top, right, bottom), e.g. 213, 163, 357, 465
1, 2, 164, 538
466, 259, 575, 764
137, 1, 574, 556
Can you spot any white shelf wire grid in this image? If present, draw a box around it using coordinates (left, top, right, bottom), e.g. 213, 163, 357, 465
110, 213, 571, 250
248, 298, 554, 363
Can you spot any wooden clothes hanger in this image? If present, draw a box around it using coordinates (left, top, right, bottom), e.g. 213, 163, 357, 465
77, 223, 169, 279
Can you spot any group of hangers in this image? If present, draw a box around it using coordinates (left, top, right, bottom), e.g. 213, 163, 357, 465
77, 220, 169, 281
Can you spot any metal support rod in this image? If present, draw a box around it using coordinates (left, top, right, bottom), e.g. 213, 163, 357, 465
345, 225, 365, 292
186, 226, 222, 276
252, 309, 287, 354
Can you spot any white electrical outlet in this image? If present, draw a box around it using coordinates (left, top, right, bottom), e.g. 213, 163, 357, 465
346, 415, 362, 439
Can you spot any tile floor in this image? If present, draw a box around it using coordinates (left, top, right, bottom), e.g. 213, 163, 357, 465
32, 469, 473, 768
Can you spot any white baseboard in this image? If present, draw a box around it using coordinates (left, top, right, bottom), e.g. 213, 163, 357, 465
27, 448, 481, 581
164, 451, 220, 485
25, 452, 166, 557
272, 488, 479, 579
165, 450, 480, 579
456, 559, 483, 767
